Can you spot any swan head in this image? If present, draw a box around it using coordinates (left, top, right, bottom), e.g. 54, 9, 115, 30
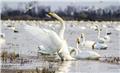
48, 12, 59, 18
80, 33, 85, 39
94, 25, 102, 31
0, 33, 5, 38
69, 47, 78, 58
76, 33, 85, 47
76, 37, 80, 44
95, 25, 99, 28
8, 26, 19, 33
0, 33, 6, 45
47, 12, 64, 24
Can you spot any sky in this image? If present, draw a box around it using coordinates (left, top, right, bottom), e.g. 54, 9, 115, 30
2, 0, 120, 2
1, 0, 119, 11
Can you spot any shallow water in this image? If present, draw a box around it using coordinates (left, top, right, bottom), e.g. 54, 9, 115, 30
1, 20, 120, 73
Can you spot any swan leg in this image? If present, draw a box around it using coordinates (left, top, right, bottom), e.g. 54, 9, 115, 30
57, 52, 64, 61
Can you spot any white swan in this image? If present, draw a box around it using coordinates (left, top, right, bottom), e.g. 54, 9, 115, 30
78, 33, 108, 50
69, 37, 101, 60
79, 26, 86, 30
0, 33, 5, 47
114, 25, 120, 31
95, 25, 111, 43
19, 12, 74, 61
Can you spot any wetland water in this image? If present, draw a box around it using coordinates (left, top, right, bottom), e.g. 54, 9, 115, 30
1, 21, 120, 73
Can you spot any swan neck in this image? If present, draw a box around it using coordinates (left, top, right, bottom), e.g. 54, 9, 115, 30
76, 43, 81, 55
82, 35, 85, 43
51, 13, 65, 39
105, 28, 108, 36
97, 26, 101, 39
76, 43, 79, 49
59, 19, 65, 39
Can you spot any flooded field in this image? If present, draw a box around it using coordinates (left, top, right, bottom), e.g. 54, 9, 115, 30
1, 20, 120, 73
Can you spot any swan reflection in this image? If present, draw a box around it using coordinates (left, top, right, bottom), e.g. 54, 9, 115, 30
56, 61, 72, 73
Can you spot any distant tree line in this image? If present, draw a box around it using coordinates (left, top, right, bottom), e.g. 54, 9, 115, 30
1, 5, 120, 21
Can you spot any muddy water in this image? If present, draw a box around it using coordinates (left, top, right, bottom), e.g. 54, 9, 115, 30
1, 21, 120, 73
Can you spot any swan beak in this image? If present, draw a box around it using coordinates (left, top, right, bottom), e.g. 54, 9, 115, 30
47, 12, 54, 18
48, 12, 53, 16
48, 12, 53, 15
76, 38, 80, 44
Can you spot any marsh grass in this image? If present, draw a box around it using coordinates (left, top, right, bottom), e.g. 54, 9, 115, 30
99, 56, 120, 64
1, 51, 19, 63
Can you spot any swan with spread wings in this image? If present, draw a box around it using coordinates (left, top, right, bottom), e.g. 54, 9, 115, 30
20, 12, 74, 61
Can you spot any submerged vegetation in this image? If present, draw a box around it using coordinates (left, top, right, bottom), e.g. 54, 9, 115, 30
1, 51, 19, 63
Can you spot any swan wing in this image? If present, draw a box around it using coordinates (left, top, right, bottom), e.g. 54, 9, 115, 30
19, 24, 62, 53
94, 42, 107, 50
82, 41, 95, 49
77, 51, 100, 59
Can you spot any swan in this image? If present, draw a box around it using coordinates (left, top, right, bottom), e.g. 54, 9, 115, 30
115, 25, 120, 31
0, 33, 5, 47
95, 25, 111, 43
8, 26, 18, 33
79, 26, 86, 30
18, 12, 74, 61
69, 37, 101, 60
78, 33, 108, 50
